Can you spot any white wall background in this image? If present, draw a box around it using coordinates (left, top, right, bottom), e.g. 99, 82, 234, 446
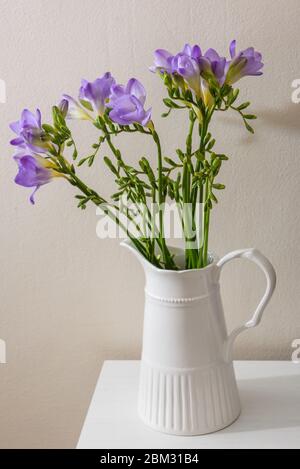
0, 0, 299, 448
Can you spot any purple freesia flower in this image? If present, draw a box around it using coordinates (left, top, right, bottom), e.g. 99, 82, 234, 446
201, 48, 227, 85
225, 40, 264, 84
182, 43, 202, 61
107, 78, 152, 126
79, 72, 116, 115
14, 153, 60, 204
150, 43, 226, 99
172, 52, 201, 96
149, 49, 174, 74
10, 109, 51, 153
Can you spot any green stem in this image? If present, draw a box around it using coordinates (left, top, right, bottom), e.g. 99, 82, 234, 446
103, 126, 159, 263
104, 124, 174, 269
183, 114, 198, 269
202, 178, 211, 267
190, 106, 215, 267
103, 125, 164, 268
62, 162, 149, 259
152, 129, 176, 269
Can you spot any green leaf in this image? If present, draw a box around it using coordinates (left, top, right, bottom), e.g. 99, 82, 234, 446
161, 109, 172, 118
88, 155, 95, 167
230, 88, 239, 104
163, 98, 184, 109
237, 102, 250, 111
176, 149, 185, 162
183, 89, 193, 101
78, 156, 90, 167
167, 88, 174, 98
244, 120, 255, 134
210, 192, 218, 203
194, 150, 205, 161
212, 183, 225, 190
173, 87, 181, 98
206, 199, 213, 210
215, 154, 229, 160
111, 191, 123, 201
133, 123, 145, 132
207, 139, 216, 151
204, 133, 212, 146
203, 160, 211, 170
211, 158, 221, 175
243, 114, 257, 120
221, 84, 232, 97
104, 156, 119, 176
72, 148, 78, 160
163, 73, 172, 88
164, 157, 179, 167
77, 196, 92, 209
42, 124, 55, 134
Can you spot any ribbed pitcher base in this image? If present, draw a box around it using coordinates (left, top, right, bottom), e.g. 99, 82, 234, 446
138, 360, 241, 436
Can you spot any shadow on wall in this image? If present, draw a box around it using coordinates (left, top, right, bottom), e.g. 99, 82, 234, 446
215, 103, 300, 149
217, 103, 300, 133
259, 104, 300, 132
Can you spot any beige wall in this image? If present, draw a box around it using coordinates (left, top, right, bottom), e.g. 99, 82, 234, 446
0, 0, 299, 448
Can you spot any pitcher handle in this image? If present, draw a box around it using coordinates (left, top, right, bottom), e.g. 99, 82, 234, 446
217, 248, 276, 362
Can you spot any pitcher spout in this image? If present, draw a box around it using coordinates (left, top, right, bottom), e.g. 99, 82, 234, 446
121, 238, 217, 273
120, 238, 187, 273
120, 239, 153, 271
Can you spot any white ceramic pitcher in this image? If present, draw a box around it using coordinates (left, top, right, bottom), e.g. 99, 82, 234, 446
122, 240, 276, 436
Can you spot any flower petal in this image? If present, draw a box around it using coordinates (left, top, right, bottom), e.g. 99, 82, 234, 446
125, 78, 146, 105
229, 40, 236, 59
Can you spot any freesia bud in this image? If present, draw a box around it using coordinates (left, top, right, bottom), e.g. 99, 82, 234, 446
61, 95, 93, 120
58, 99, 69, 118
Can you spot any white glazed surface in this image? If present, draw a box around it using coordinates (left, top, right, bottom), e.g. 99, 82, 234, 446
122, 240, 276, 435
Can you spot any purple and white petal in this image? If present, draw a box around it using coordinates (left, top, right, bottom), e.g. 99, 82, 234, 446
126, 78, 146, 105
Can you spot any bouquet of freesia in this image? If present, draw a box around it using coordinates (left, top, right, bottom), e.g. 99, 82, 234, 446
10, 41, 263, 270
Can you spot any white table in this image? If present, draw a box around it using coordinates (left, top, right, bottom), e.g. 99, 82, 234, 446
77, 361, 300, 449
